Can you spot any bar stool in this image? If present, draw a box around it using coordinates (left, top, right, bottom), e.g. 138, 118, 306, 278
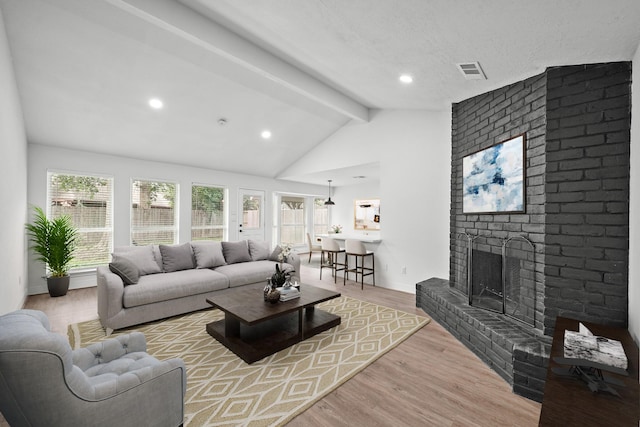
344, 239, 375, 289
319, 238, 346, 283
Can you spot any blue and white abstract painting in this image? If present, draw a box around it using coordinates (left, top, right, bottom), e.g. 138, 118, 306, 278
463, 135, 525, 213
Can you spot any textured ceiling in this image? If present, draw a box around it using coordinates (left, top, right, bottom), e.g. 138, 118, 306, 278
187, 0, 640, 109
2, 0, 640, 185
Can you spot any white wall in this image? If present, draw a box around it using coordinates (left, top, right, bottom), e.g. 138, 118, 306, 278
0, 8, 28, 315
27, 144, 327, 295
284, 109, 451, 293
629, 43, 640, 345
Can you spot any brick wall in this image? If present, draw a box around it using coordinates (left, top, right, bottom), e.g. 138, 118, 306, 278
450, 62, 631, 335
544, 63, 631, 332
450, 72, 548, 331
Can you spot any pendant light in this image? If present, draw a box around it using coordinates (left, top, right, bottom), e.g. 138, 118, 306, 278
324, 179, 335, 206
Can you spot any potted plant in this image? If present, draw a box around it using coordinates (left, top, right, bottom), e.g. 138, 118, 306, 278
270, 243, 293, 288
25, 206, 78, 297
271, 263, 288, 288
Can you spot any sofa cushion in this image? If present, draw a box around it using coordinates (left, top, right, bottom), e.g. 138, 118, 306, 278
222, 241, 251, 264
214, 260, 294, 288
248, 240, 270, 261
112, 246, 162, 276
159, 243, 195, 272
123, 269, 229, 308
109, 255, 140, 285
191, 241, 226, 269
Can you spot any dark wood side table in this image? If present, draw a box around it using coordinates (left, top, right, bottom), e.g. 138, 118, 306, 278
539, 316, 639, 426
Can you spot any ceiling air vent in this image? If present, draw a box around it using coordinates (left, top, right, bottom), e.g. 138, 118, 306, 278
456, 62, 487, 80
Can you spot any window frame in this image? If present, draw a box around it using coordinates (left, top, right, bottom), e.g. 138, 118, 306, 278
312, 196, 329, 238
273, 193, 329, 249
279, 195, 306, 246
190, 183, 228, 242
46, 170, 114, 271
130, 178, 179, 246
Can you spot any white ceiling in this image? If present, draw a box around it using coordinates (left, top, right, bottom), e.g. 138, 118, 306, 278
2, 0, 640, 186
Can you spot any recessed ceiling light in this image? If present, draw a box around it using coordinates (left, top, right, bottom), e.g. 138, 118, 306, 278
148, 98, 163, 109
399, 74, 413, 84
261, 130, 272, 139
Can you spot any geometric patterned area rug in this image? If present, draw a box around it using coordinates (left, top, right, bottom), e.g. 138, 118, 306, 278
69, 296, 430, 426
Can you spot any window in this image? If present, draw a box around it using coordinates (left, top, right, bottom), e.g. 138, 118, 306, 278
191, 184, 226, 241
313, 197, 329, 236
131, 179, 177, 245
280, 196, 305, 245
47, 172, 113, 269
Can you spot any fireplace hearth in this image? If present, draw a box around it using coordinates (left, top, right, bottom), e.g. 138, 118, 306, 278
419, 235, 548, 401
416, 278, 551, 402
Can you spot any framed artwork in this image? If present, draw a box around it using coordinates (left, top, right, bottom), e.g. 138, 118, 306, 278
462, 134, 526, 214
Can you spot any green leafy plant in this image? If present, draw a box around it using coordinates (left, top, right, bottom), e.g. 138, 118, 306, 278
271, 263, 288, 288
52, 174, 108, 199
25, 206, 78, 277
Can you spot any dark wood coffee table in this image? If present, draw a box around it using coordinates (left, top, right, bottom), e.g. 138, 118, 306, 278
205, 283, 341, 364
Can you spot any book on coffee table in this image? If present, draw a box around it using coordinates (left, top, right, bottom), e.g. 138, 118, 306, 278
277, 286, 300, 301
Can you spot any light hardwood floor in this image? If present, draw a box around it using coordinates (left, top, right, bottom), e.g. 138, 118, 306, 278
10, 257, 541, 426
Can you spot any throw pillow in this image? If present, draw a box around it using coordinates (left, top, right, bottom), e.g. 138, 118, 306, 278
248, 240, 270, 261
151, 245, 163, 271
221, 241, 252, 264
112, 245, 162, 276
191, 241, 226, 269
109, 255, 140, 285
269, 245, 283, 262
159, 243, 195, 273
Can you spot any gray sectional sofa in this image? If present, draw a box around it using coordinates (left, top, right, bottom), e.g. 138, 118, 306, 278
97, 240, 299, 335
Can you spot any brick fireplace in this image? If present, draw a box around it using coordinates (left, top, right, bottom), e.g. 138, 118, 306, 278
417, 62, 631, 402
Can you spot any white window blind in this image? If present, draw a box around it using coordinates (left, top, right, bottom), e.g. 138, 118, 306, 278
131, 179, 177, 245
191, 184, 226, 241
313, 197, 329, 236
47, 172, 113, 269
280, 196, 305, 245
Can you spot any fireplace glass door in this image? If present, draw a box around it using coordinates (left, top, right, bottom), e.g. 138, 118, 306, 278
471, 249, 503, 312
464, 235, 536, 327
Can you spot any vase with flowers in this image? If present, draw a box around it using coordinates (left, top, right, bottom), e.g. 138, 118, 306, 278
330, 224, 343, 234
276, 243, 292, 264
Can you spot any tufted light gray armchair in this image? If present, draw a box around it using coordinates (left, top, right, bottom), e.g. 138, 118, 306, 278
0, 309, 186, 427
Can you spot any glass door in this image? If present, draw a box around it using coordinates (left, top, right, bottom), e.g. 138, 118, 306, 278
279, 196, 305, 245
238, 189, 265, 241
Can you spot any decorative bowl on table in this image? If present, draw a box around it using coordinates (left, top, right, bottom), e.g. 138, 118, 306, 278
266, 289, 281, 304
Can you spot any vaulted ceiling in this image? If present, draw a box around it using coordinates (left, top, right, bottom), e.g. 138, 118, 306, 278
2, 0, 640, 185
